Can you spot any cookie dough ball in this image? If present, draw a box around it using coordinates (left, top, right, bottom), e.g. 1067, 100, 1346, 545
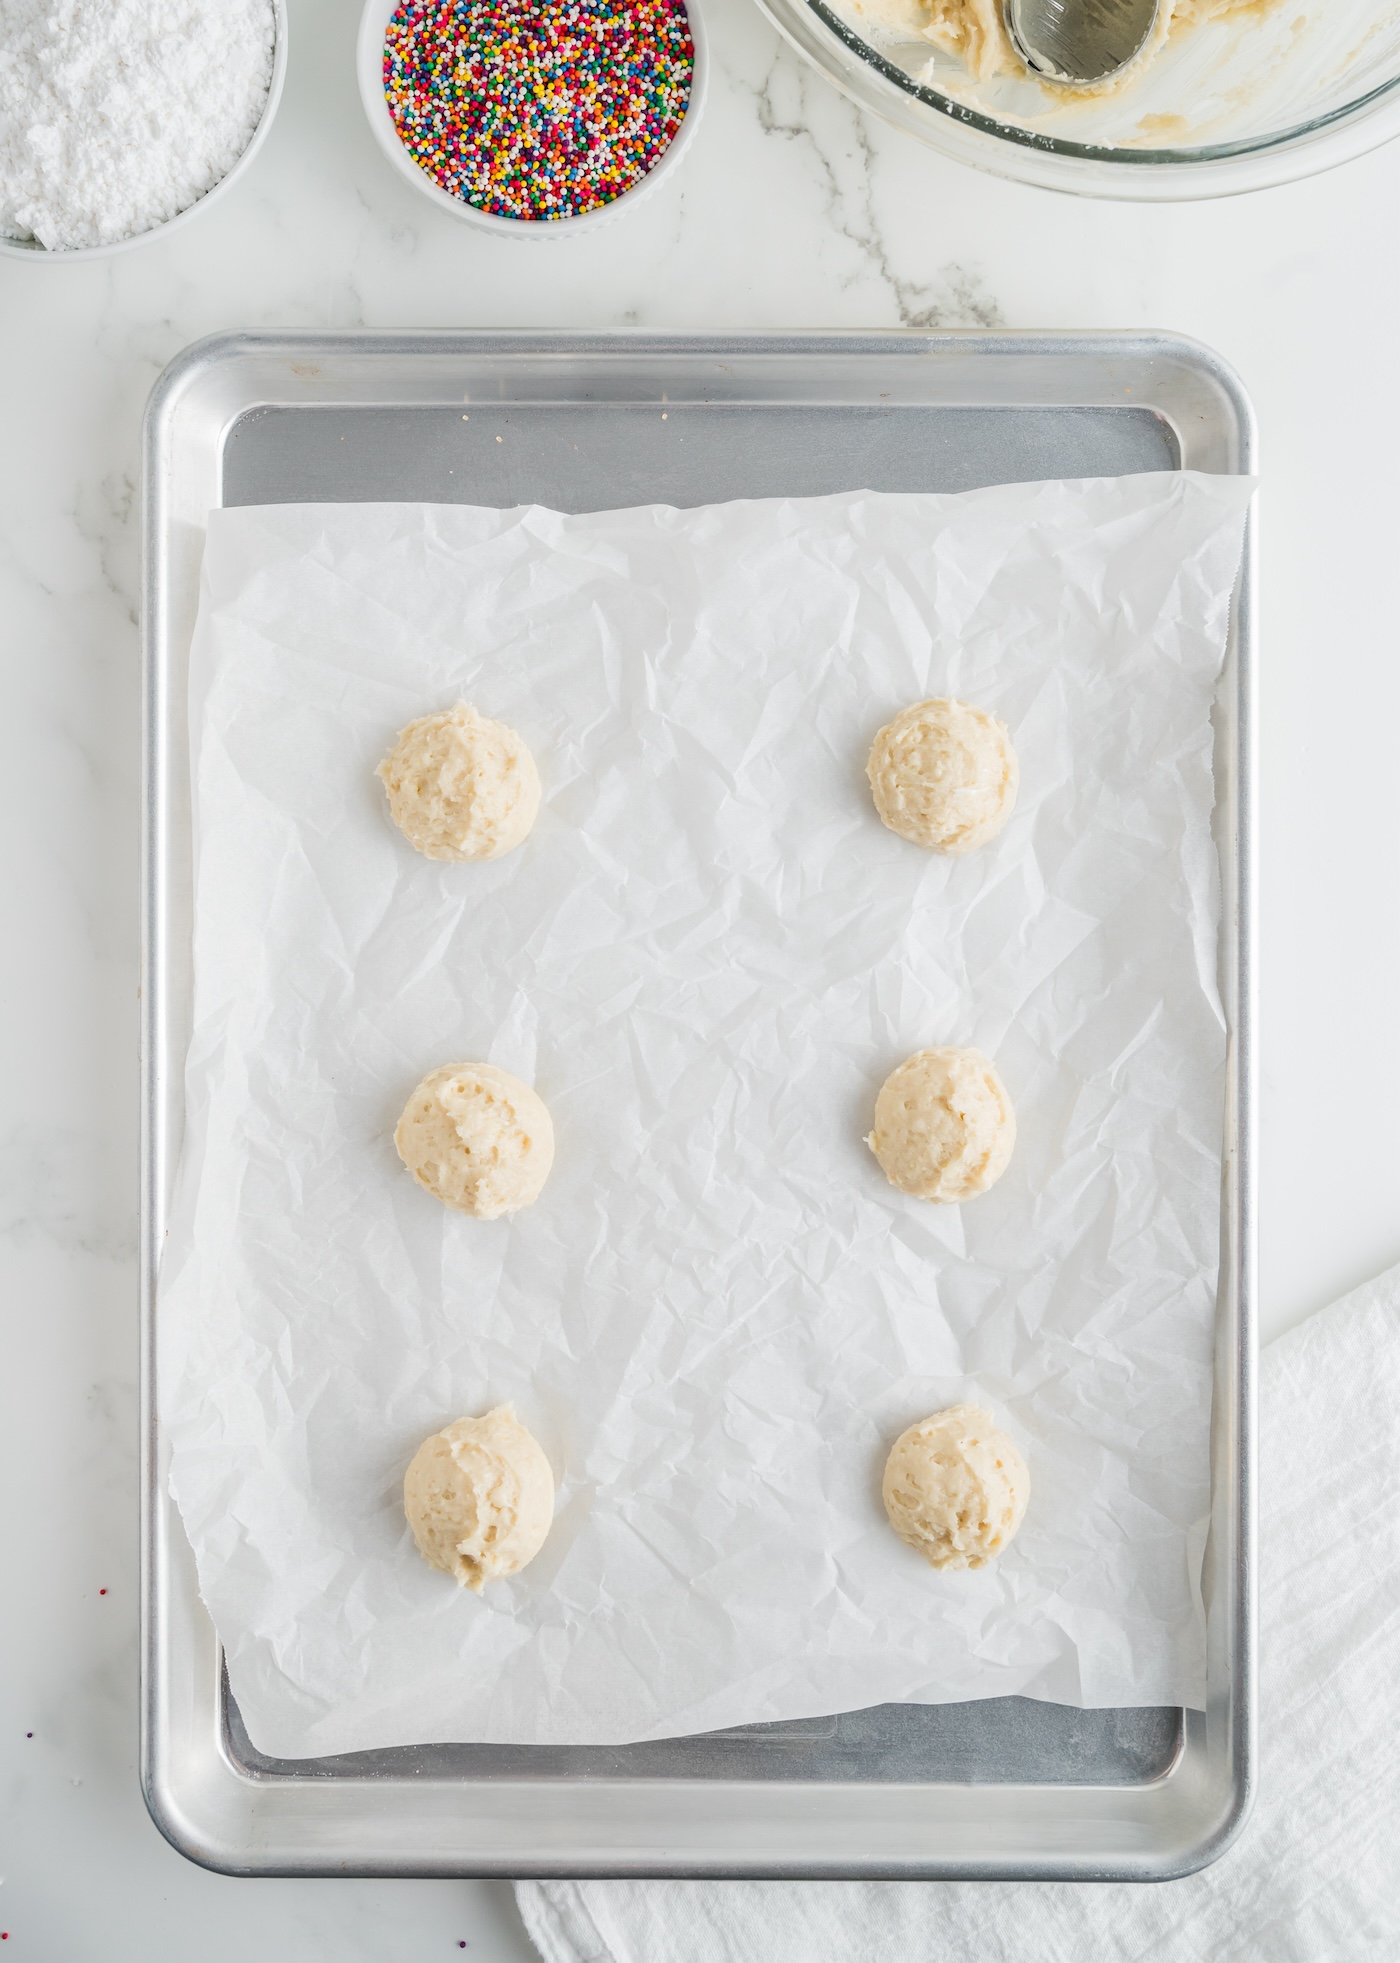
377, 702, 541, 862
868, 1046, 1014, 1202
404, 1404, 555, 1591
867, 697, 1017, 854
395, 1062, 554, 1219
883, 1405, 1029, 1572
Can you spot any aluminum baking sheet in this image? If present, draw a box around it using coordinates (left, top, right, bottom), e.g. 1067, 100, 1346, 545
141, 329, 1255, 1879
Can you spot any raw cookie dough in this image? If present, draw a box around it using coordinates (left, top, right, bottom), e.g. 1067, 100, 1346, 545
849, 0, 1268, 85
395, 1062, 554, 1218
404, 1404, 555, 1591
866, 697, 1018, 854
920, 0, 1013, 79
868, 1046, 1015, 1202
376, 702, 541, 862
883, 1404, 1029, 1571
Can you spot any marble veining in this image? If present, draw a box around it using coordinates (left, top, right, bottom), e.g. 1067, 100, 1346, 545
739, 49, 1006, 326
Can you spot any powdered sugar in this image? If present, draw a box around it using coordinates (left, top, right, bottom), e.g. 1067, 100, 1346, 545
0, 0, 276, 251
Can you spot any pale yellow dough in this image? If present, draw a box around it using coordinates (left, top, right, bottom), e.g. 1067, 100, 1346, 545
867, 697, 1018, 855
868, 1046, 1015, 1202
849, 0, 1270, 85
883, 1404, 1029, 1571
921, 0, 1014, 79
377, 702, 541, 862
404, 1405, 555, 1591
395, 1062, 554, 1219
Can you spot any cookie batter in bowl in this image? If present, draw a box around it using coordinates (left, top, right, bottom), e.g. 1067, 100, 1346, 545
777, 0, 1400, 191
856, 0, 1269, 85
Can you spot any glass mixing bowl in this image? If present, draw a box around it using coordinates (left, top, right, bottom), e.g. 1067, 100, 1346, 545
752, 0, 1400, 197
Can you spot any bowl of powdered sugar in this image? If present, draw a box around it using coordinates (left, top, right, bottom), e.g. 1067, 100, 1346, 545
0, 0, 286, 257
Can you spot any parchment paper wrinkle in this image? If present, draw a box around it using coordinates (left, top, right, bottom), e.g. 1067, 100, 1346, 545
160, 474, 1252, 1756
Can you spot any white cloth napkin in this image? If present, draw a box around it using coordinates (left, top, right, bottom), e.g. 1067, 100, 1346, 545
517, 1261, 1400, 1961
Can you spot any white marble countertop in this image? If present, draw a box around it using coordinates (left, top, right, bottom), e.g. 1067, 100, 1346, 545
4, 0, 1399, 1949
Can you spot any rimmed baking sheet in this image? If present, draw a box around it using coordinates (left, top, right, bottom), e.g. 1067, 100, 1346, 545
141, 330, 1254, 1878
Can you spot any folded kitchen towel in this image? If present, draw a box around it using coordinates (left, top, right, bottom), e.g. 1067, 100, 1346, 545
517, 1261, 1400, 1963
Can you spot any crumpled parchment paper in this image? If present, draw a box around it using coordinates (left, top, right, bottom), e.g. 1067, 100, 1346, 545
160, 474, 1253, 1757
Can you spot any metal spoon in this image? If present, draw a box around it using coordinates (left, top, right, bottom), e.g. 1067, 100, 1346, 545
1004, 0, 1160, 86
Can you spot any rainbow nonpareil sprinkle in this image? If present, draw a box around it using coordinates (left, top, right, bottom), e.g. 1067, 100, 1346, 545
383, 0, 695, 224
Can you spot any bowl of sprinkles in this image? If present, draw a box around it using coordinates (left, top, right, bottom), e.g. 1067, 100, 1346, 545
358, 0, 703, 236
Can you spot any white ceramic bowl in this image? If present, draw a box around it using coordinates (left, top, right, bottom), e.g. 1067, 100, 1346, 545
357, 0, 706, 239
0, 0, 287, 261
755, 0, 1400, 200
